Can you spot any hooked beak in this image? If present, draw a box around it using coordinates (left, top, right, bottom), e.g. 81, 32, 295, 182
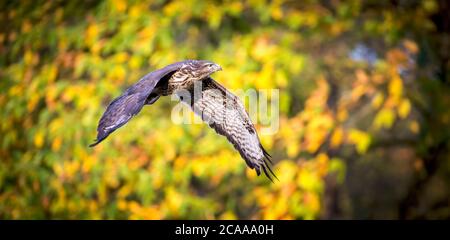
214, 64, 222, 72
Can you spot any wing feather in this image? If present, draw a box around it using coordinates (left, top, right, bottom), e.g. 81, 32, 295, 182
90, 62, 184, 147
186, 77, 278, 181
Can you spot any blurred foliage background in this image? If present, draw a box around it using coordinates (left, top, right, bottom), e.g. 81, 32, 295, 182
1, 0, 449, 219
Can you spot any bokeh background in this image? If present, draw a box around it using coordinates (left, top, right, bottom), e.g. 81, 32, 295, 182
1, 0, 449, 219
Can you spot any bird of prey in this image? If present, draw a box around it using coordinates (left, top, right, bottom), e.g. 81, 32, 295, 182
90, 60, 277, 181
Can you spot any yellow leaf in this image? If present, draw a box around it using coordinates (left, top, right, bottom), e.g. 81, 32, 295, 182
287, 142, 299, 158
228, 1, 243, 15
271, 5, 283, 20
51, 137, 62, 151
206, 4, 222, 29
166, 187, 183, 214
246, 167, 258, 179
330, 127, 344, 148
348, 129, 371, 154
276, 161, 297, 183
151, 170, 164, 189
174, 156, 187, 171
351, 85, 366, 102
254, 187, 273, 207
316, 153, 330, 176
129, 5, 142, 17
304, 115, 333, 153
85, 23, 99, 45
389, 75, 403, 100
192, 158, 207, 177
82, 155, 96, 173
117, 185, 132, 199
297, 169, 320, 191
113, 0, 127, 12
34, 131, 44, 148
48, 64, 58, 83
219, 211, 237, 220
304, 192, 321, 214
372, 92, 384, 109
113, 52, 129, 63
272, 198, 288, 219
374, 108, 396, 129
108, 65, 126, 82
27, 94, 40, 112
24, 50, 33, 65
306, 139, 321, 153
129, 56, 142, 69
398, 99, 411, 119
256, 63, 275, 89
356, 69, 369, 83
337, 107, 348, 121
403, 39, 418, 54
275, 70, 288, 88
117, 200, 128, 211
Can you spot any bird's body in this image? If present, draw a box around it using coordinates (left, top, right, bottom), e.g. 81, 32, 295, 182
90, 60, 277, 181
186, 78, 276, 179
155, 70, 196, 96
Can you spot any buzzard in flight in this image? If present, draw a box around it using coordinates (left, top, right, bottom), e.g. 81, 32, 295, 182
90, 60, 277, 181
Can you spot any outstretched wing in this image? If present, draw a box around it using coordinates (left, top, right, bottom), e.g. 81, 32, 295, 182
90, 62, 184, 147
186, 77, 277, 181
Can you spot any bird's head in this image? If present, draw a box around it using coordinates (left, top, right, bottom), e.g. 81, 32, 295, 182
181, 60, 222, 81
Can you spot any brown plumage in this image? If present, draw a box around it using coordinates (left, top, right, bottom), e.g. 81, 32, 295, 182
90, 60, 277, 181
